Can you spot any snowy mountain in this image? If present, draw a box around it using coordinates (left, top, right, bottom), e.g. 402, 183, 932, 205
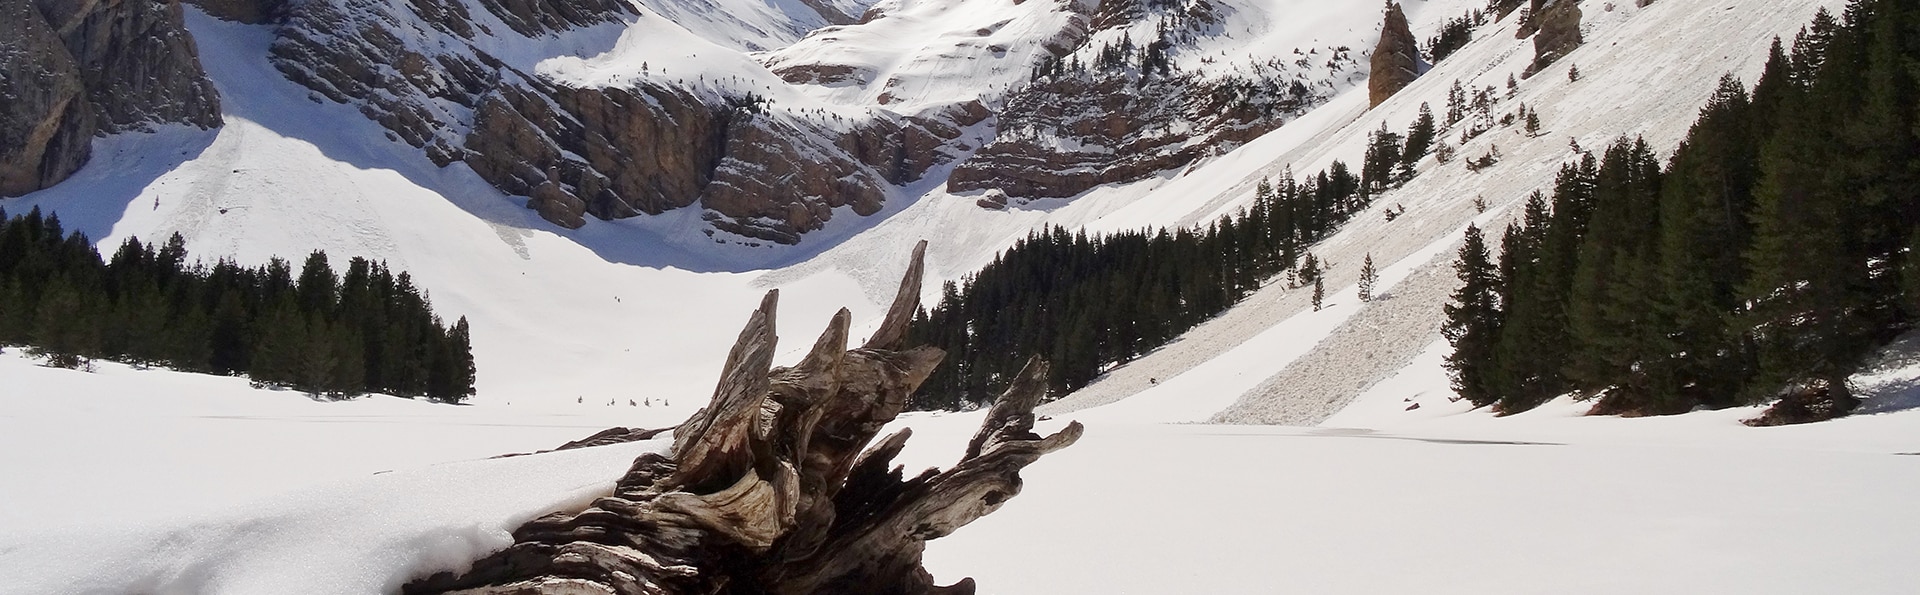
7, 0, 1920, 592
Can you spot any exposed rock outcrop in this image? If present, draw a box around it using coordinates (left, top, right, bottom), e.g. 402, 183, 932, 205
1368, 2, 1422, 108
269, 0, 974, 241
1, 0, 92, 198
950, 66, 1337, 200
464, 79, 727, 222
1518, 0, 1583, 76
947, 0, 1356, 201
1529, 0, 1584, 74
1, 0, 221, 197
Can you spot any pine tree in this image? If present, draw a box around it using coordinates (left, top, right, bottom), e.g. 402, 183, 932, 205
1312, 275, 1325, 311
1446, 80, 1467, 127
1649, 73, 1762, 408
1404, 103, 1438, 169
30, 275, 95, 368
1441, 224, 1503, 407
1364, 122, 1404, 194
1737, 7, 1881, 407
1487, 191, 1565, 412
1296, 252, 1321, 288
1358, 254, 1378, 302
1565, 137, 1664, 407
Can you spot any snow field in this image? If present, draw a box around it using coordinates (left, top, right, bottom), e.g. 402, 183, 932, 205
9, 352, 1917, 595
4, 1, 1917, 593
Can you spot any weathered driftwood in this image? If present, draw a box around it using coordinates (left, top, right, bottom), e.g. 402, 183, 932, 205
406, 241, 1082, 595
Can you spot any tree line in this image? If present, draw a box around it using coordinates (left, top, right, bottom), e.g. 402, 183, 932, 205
0, 207, 476, 402
907, 2, 1532, 410
1442, 1, 1920, 417
907, 151, 1391, 408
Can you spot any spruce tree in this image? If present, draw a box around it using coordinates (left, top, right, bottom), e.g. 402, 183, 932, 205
1738, 8, 1879, 407
1364, 122, 1404, 195
1488, 191, 1564, 412
1446, 80, 1467, 127
1650, 74, 1761, 408
1404, 103, 1438, 170
1441, 224, 1503, 407
1358, 254, 1378, 302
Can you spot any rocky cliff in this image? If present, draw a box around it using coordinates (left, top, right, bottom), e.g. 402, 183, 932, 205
949, 71, 1326, 200
1, 0, 221, 197
949, 26, 1354, 202
1517, 0, 1583, 77
1529, 0, 1584, 74
265, 0, 973, 242
1, 0, 91, 198
1368, 2, 1421, 108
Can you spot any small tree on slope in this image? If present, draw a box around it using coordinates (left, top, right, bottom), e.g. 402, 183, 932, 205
1358, 253, 1379, 302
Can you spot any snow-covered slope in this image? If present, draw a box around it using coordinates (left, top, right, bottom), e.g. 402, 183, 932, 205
761, 0, 1091, 113
1034, 0, 1851, 424
3, 0, 1482, 408
5, 346, 1919, 594
0, 0, 1855, 422
4, 11, 879, 404
8, 0, 1918, 591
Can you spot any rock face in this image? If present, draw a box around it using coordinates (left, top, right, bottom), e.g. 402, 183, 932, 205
950, 58, 1346, 200
38, 0, 224, 134
0, 0, 92, 198
268, 0, 972, 242
464, 79, 727, 223
945, 0, 1360, 201
0, 0, 221, 197
1530, 0, 1584, 73
1368, 2, 1421, 108
1518, 0, 1583, 76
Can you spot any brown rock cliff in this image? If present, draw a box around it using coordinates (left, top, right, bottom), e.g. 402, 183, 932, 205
1368, 2, 1421, 108
1, 0, 221, 197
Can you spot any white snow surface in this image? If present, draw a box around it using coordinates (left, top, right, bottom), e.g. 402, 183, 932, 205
6, 0, 1919, 593
5, 346, 1919, 594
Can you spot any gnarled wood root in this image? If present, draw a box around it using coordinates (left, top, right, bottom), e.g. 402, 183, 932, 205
406, 241, 1081, 595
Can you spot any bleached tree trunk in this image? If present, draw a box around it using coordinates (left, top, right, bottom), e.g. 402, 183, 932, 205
406, 241, 1081, 595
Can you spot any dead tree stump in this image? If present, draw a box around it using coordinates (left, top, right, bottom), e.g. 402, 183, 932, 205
406, 241, 1082, 595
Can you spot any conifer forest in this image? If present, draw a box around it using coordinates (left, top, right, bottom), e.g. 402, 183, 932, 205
1442, 1, 1920, 418
0, 208, 476, 402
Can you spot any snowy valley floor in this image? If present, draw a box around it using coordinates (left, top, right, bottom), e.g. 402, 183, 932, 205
5, 351, 1920, 594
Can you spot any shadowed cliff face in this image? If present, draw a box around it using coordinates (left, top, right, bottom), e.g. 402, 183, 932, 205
2, 0, 221, 197
8, 0, 1368, 242
259, 0, 978, 243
